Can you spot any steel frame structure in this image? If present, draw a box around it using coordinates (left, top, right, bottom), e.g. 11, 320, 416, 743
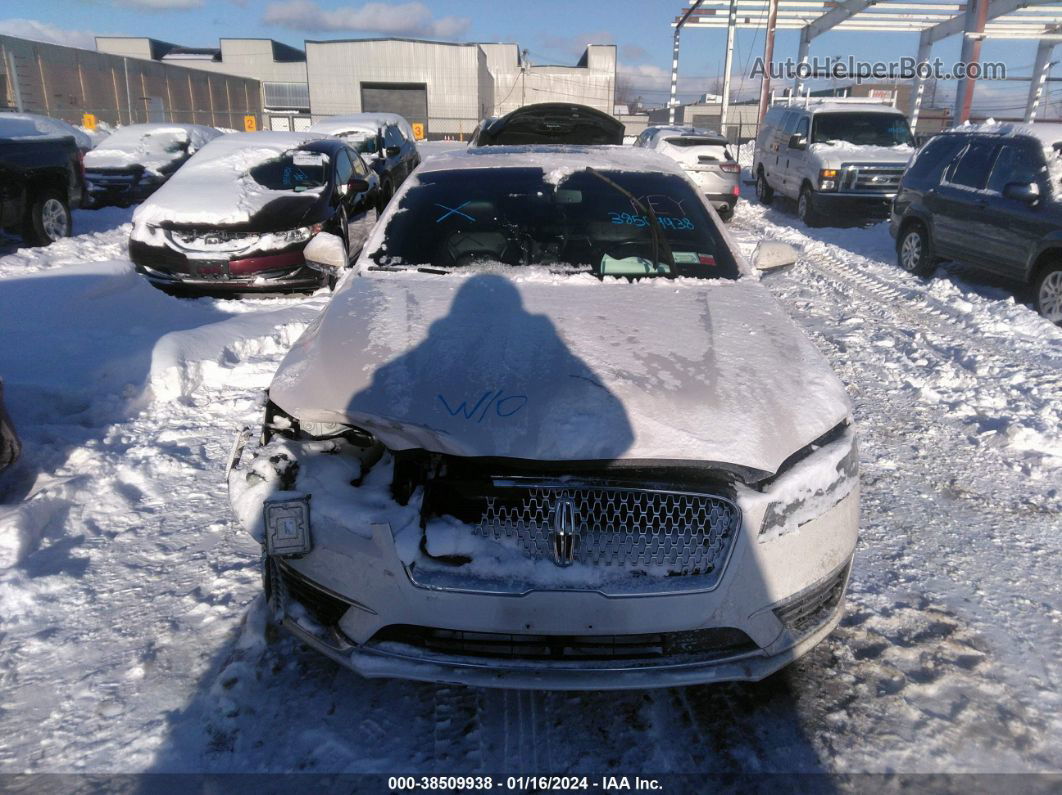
671, 0, 1062, 124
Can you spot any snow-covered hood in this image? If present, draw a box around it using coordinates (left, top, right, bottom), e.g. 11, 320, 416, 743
809, 142, 914, 169
268, 271, 851, 476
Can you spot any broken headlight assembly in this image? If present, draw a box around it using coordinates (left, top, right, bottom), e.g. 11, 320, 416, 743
261, 399, 377, 447
754, 420, 858, 540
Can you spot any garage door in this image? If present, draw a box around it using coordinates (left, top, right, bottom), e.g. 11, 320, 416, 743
361, 83, 428, 137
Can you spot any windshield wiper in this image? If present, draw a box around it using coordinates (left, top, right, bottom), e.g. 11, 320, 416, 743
585, 167, 675, 276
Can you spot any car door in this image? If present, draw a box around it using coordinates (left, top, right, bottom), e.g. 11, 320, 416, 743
773, 112, 798, 192
342, 149, 375, 256
783, 114, 810, 198
978, 139, 1050, 280
929, 137, 997, 264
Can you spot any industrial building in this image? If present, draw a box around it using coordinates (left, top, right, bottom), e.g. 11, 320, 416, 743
97, 37, 310, 131
96, 35, 618, 140
0, 34, 262, 130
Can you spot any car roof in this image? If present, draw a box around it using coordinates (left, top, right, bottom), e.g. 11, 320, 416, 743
416, 144, 689, 177
649, 126, 727, 144
781, 102, 906, 116
941, 121, 1062, 147
195, 130, 331, 156
310, 113, 410, 134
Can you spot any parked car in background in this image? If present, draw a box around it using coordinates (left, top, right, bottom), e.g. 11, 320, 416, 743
308, 113, 419, 208
130, 131, 377, 294
0, 115, 83, 246
891, 122, 1062, 324
469, 102, 625, 146
227, 145, 859, 689
635, 125, 741, 221
0, 379, 19, 474
83, 123, 222, 208
753, 100, 915, 226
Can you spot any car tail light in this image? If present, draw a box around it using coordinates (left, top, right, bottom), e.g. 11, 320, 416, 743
731, 184, 740, 196
720, 162, 740, 173
76, 150, 85, 179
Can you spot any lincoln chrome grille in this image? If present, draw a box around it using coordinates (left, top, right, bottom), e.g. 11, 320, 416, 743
472, 486, 740, 585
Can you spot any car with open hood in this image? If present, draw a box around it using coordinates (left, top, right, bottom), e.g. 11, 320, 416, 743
83, 123, 222, 208
227, 145, 859, 689
470, 103, 625, 147
635, 125, 741, 221
309, 113, 420, 209
129, 131, 378, 294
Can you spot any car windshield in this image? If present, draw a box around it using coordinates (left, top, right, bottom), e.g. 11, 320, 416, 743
812, 113, 913, 147
335, 130, 378, 154
248, 149, 329, 192
369, 167, 740, 279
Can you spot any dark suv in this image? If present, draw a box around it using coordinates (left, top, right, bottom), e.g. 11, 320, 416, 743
891, 123, 1062, 323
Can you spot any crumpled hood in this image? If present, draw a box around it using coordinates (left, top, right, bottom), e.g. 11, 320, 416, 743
268, 271, 851, 476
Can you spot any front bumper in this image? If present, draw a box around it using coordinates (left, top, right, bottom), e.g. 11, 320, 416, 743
260, 485, 859, 689
131, 240, 324, 293
813, 192, 894, 215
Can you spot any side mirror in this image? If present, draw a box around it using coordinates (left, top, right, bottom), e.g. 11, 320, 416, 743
1003, 181, 1040, 204
302, 231, 347, 275
753, 241, 799, 273
385, 145, 402, 158
348, 177, 370, 195
788, 133, 807, 150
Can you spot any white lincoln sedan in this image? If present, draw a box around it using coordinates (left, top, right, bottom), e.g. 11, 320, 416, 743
228, 145, 859, 689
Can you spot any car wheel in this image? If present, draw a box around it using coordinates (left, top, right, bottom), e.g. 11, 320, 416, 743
896, 222, 935, 277
1033, 262, 1062, 324
755, 171, 773, 205
717, 206, 734, 223
24, 192, 71, 246
797, 185, 822, 227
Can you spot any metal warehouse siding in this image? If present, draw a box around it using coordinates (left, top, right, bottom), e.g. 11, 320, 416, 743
306, 40, 490, 138
1, 34, 261, 128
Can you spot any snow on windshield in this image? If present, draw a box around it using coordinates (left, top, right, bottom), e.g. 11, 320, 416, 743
132, 137, 329, 229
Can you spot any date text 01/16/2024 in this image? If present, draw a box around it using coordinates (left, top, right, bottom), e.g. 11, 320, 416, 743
387, 775, 663, 791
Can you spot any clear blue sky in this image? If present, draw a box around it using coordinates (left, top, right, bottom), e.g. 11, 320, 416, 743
0, 0, 1042, 113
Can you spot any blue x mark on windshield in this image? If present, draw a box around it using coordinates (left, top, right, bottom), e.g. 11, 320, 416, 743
435, 201, 474, 223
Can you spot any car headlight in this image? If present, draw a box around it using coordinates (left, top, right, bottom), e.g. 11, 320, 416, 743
276, 223, 324, 245
755, 421, 858, 541
819, 169, 839, 192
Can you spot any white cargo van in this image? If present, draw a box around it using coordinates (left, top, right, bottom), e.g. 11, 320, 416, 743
752, 100, 915, 226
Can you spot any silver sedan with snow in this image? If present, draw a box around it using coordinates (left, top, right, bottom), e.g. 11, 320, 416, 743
228, 145, 859, 690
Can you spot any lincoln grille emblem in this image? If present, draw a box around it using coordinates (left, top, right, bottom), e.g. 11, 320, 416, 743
550, 496, 578, 567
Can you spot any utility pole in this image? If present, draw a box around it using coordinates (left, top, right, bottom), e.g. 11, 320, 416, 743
756, 0, 780, 124
720, 0, 738, 133
520, 48, 529, 108
669, 0, 705, 125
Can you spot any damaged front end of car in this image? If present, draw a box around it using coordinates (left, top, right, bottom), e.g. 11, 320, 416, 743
226, 397, 859, 690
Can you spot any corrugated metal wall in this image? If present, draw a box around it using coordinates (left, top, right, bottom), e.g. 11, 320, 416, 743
0, 34, 262, 130
306, 39, 492, 139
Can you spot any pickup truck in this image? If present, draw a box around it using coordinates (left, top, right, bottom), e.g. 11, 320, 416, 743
0, 124, 83, 246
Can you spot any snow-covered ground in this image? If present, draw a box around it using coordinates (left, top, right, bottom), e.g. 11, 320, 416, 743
0, 177, 1059, 774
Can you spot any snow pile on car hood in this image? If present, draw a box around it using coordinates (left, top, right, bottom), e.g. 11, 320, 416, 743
84, 124, 218, 173
132, 131, 329, 229
268, 270, 851, 475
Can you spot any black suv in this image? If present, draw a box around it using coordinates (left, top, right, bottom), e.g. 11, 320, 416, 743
0, 117, 83, 246
891, 124, 1062, 323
